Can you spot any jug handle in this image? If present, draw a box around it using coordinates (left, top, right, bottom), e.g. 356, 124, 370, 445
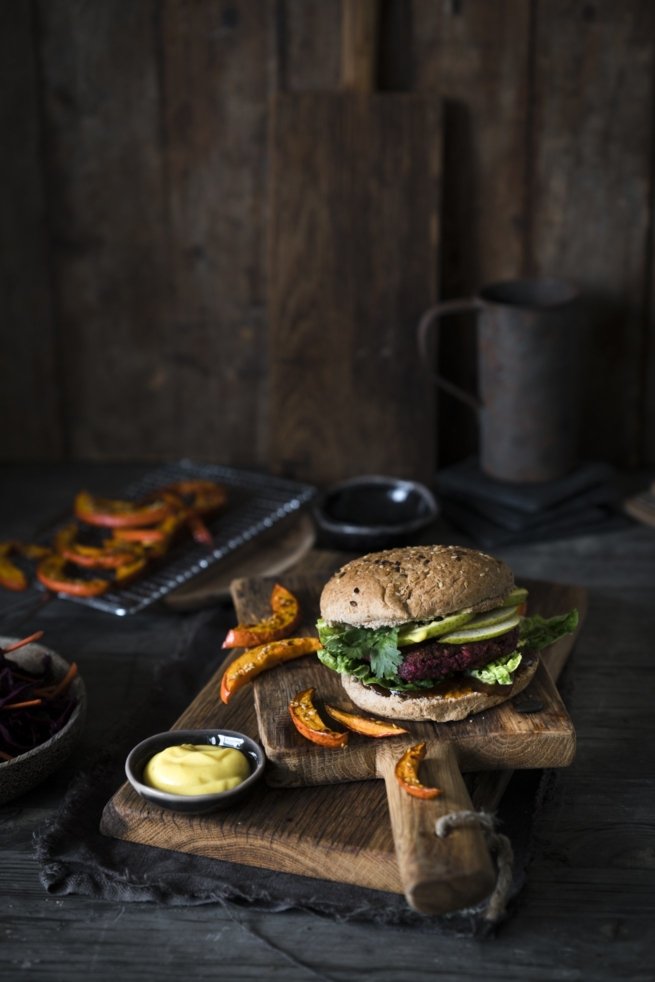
417, 299, 483, 412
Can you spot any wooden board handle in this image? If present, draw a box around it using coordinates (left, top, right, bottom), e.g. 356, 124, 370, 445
379, 742, 496, 915
341, 0, 379, 92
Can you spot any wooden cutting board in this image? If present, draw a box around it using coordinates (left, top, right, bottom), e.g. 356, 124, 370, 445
249, 577, 576, 913
266, 0, 441, 485
100, 572, 585, 907
254, 636, 574, 789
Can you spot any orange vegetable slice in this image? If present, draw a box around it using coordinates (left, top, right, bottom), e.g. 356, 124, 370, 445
160, 480, 228, 546
19, 543, 52, 561
219, 635, 322, 703
52, 522, 78, 553
162, 480, 228, 516
0, 556, 28, 591
324, 705, 409, 738
74, 490, 171, 529
288, 687, 349, 748
222, 584, 302, 649
36, 555, 109, 597
111, 510, 186, 551
394, 742, 442, 800
2, 630, 44, 654
0, 542, 28, 591
113, 553, 149, 584
62, 542, 143, 570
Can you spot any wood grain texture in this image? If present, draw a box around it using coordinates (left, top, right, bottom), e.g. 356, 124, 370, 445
340, 0, 379, 93
380, 740, 495, 916
2, 0, 655, 471
255, 656, 576, 787
530, 0, 655, 468
411, 0, 531, 465
266, 90, 441, 485
0, 3, 62, 459
281, 0, 341, 92
101, 570, 583, 900
36, 0, 271, 463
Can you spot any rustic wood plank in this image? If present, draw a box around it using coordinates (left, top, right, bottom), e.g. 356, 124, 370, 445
37, 0, 271, 464
156, 0, 272, 466
530, 0, 655, 467
281, 0, 341, 91
266, 91, 441, 485
256, 657, 576, 787
37, 0, 170, 460
0, 3, 62, 459
411, 0, 531, 466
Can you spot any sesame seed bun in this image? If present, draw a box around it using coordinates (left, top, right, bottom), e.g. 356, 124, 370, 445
319, 545, 514, 629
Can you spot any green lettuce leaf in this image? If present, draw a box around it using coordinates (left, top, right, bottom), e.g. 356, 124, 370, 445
316, 606, 579, 693
316, 643, 435, 691
519, 609, 579, 652
468, 651, 522, 686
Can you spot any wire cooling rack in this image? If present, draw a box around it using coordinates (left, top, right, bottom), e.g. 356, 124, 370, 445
47, 460, 316, 616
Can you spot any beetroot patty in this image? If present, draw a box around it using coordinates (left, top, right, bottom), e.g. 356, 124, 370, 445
397, 627, 520, 683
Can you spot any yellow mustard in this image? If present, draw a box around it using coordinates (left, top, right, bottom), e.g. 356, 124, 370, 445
143, 743, 250, 796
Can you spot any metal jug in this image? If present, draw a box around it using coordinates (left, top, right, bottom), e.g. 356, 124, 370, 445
418, 278, 580, 483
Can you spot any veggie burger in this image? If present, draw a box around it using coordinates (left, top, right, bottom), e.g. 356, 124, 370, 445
317, 544, 578, 722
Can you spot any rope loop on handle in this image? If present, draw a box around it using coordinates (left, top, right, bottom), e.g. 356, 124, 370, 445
435, 810, 514, 923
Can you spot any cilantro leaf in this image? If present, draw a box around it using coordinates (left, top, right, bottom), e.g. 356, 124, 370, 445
316, 618, 402, 680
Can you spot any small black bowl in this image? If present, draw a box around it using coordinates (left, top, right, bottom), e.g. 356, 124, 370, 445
313, 475, 439, 551
125, 729, 265, 814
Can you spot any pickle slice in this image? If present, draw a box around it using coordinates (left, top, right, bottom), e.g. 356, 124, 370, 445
397, 609, 475, 646
502, 586, 528, 607
465, 603, 521, 629
439, 612, 520, 645
396, 587, 526, 647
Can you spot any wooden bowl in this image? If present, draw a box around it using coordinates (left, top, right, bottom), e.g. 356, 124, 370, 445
0, 637, 86, 804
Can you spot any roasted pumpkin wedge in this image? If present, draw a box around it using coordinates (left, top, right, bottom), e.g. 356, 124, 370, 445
394, 741, 442, 800
222, 584, 302, 649
288, 687, 348, 748
324, 704, 409, 738
219, 636, 321, 704
36, 555, 109, 597
74, 490, 172, 529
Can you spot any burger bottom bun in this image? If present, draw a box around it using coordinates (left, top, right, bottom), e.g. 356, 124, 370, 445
340, 654, 539, 723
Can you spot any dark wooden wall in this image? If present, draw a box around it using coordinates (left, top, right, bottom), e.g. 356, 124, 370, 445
1, 0, 654, 484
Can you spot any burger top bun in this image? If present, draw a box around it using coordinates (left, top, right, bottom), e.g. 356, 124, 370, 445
319, 544, 514, 629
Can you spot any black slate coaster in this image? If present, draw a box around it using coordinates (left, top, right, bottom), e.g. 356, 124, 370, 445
435, 458, 615, 514
455, 482, 617, 532
441, 498, 627, 549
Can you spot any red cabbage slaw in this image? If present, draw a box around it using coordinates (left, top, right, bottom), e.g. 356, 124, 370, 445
0, 632, 78, 761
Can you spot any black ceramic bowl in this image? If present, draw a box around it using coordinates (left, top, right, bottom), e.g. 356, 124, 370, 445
313, 475, 439, 551
125, 729, 265, 815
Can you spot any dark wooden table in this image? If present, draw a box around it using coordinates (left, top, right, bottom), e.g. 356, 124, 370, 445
1, 463, 653, 981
